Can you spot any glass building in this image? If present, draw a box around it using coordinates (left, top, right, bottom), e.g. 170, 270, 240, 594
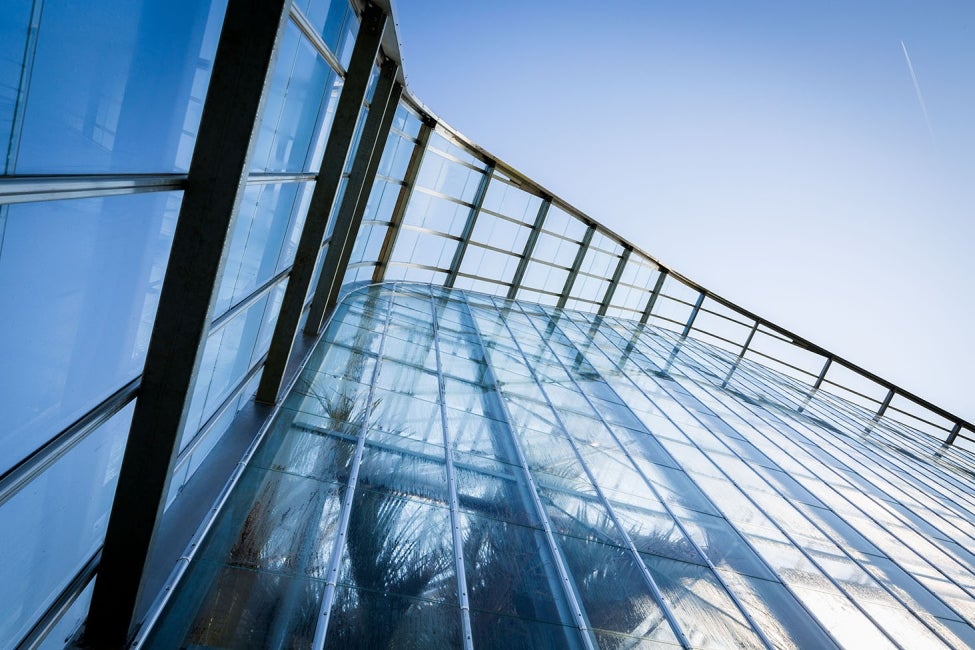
1, 1, 973, 648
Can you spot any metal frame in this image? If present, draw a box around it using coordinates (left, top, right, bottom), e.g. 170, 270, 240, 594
680, 291, 706, 338
84, 1, 295, 644
640, 269, 668, 325
506, 197, 551, 300
444, 164, 495, 288
636, 325, 975, 636
373, 120, 433, 282
256, 2, 388, 405
556, 223, 595, 309
304, 61, 402, 334
462, 296, 597, 649
597, 246, 630, 317
427, 288, 475, 650
495, 298, 692, 649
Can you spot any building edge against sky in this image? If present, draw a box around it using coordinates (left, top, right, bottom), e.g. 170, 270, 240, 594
0, 0, 973, 647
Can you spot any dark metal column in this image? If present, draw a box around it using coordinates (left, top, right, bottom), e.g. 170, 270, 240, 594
722, 320, 759, 388
506, 198, 550, 300
681, 291, 706, 338
444, 164, 495, 288
256, 3, 387, 405
639, 268, 668, 325
372, 120, 434, 283
597, 247, 630, 317
83, 1, 293, 645
305, 63, 402, 334
556, 223, 595, 309
797, 356, 831, 412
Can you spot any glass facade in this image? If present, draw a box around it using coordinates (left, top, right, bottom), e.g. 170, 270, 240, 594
146, 284, 975, 648
1, 0, 973, 647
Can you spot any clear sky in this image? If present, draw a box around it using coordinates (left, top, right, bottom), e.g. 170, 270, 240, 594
393, 0, 975, 424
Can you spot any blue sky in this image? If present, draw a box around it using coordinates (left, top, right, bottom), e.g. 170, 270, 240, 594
394, 0, 975, 424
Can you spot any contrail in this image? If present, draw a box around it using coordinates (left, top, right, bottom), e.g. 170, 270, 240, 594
901, 40, 934, 139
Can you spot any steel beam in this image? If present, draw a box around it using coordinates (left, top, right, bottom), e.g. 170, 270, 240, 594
0, 174, 186, 205
444, 163, 495, 288
305, 62, 401, 334
680, 291, 706, 338
556, 223, 595, 309
256, 3, 387, 405
722, 320, 759, 388
639, 269, 668, 325
83, 1, 293, 645
372, 120, 433, 282
797, 356, 831, 412
945, 422, 962, 446
506, 198, 550, 300
597, 247, 630, 317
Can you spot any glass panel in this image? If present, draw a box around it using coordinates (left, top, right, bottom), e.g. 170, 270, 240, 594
0, 402, 132, 644
6, 0, 226, 173
0, 192, 180, 473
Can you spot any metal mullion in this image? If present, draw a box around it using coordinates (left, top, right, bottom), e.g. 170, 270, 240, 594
639, 269, 668, 325
0, 378, 139, 507
556, 223, 595, 309
311, 282, 396, 648
305, 63, 402, 334
85, 1, 294, 642
209, 266, 289, 333
495, 298, 692, 649
0, 173, 187, 205
549, 312, 779, 650
797, 357, 832, 413
635, 325, 975, 595
945, 422, 962, 446
427, 287, 475, 650
445, 164, 495, 288
373, 121, 432, 283
170, 352, 267, 476
507, 198, 550, 300
16, 550, 101, 650
588, 322, 905, 650
680, 291, 706, 338
246, 171, 318, 184
288, 5, 345, 76
649, 330, 975, 635
4, 0, 42, 173
460, 294, 597, 650
256, 3, 387, 405
597, 247, 630, 317
425, 142, 488, 173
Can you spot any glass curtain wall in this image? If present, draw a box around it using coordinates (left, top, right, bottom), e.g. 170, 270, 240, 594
145, 283, 975, 649
0, 1, 362, 645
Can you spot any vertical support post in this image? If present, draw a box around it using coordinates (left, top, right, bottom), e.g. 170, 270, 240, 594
506, 197, 550, 300
945, 422, 962, 446
875, 387, 895, 420
444, 164, 495, 288
83, 1, 293, 645
597, 247, 630, 317
304, 61, 402, 334
372, 120, 434, 283
639, 269, 668, 325
797, 356, 831, 412
722, 320, 759, 388
680, 291, 706, 338
256, 3, 387, 405
556, 223, 595, 309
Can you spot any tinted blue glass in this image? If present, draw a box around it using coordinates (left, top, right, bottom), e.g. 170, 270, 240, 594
297, 0, 356, 66
0, 192, 180, 474
0, 402, 132, 645
6, 0, 226, 173
251, 23, 341, 173
215, 182, 311, 316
